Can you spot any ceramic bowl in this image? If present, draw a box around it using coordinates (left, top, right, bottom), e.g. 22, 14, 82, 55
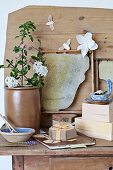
0, 128, 35, 142
90, 93, 109, 101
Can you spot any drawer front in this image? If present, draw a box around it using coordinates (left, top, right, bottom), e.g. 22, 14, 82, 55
24, 156, 49, 170
24, 156, 113, 170
50, 157, 113, 170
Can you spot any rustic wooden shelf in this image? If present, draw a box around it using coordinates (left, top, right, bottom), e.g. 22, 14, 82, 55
94, 58, 113, 61
41, 110, 82, 114
40, 49, 81, 53
40, 49, 92, 53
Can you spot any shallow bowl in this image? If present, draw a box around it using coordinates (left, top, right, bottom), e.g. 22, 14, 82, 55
0, 128, 35, 142
90, 94, 109, 101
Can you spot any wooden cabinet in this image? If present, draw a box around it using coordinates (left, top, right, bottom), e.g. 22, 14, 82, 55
13, 155, 113, 170
50, 157, 113, 170
1, 135, 113, 170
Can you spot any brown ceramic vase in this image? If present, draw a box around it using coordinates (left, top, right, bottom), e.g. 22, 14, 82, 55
5, 86, 41, 132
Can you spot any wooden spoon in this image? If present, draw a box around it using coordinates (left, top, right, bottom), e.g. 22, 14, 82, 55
0, 113, 18, 133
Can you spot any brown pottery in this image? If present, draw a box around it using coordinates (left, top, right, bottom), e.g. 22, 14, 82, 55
5, 86, 41, 132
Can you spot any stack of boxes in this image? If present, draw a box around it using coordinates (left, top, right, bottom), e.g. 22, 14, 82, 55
75, 102, 113, 140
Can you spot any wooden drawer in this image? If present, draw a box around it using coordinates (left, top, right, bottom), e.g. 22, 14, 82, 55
24, 156, 50, 170
24, 156, 113, 170
50, 157, 113, 170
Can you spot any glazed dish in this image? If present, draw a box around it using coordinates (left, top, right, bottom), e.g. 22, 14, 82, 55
0, 128, 35, 142
90, 79, 112, 101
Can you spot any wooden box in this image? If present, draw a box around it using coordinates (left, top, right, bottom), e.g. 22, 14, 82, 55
82, 102, 113, 122
49, 125, 77, 141
75, 117, 113, 140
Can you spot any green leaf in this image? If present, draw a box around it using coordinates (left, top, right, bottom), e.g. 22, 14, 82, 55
14, 63, 18, 68
6, 59, 10, 63
26, 21, 34, 25
29, 27, 34, 32
15, 36, 19, 39
8, 64, 11, 68
12, 68, 19, 74
32, 25, 36, 30
29, 35, 33, 42
16, 77, 20, 80
27, 65, 31, 70
37, 83, 43, 87
24, 50, 27, 56
33, 73, 38, 78
20, 30, 25, 33
11, 60, 13, 64
0, 65, 4, 68
37, 52, 41, 58
10, 72, 14, 77
31, 56, 38, 61
13, 46, 21, 53
17, 61, 26, 65
20, 68, 28, 76
22, 55, 26, 59
37, 39, 41, 43
19, 24, 24, 28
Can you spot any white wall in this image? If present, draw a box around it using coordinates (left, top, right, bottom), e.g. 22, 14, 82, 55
1, 0, 113, 169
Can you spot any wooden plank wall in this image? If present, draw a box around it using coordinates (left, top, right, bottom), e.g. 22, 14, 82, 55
4, 6, 113, 112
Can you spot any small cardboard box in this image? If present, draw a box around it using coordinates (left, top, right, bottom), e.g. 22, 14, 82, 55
82, 102, 113, 122
49, 124, 77, 141
75, 117, 113, 141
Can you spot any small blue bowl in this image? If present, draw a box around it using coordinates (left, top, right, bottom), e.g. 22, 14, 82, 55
0, 127, 35, 142
1, 128, 34, 133
90, 94, 109, 101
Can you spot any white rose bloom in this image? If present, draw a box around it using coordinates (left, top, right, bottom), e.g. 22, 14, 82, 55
5, 76, 18, 88
33, 61, 48, 77
40, 65, 48, 77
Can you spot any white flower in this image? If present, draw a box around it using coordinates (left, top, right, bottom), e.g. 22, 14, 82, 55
5, 76, 18, 88
59, 39, 71, 50
76, 32, 98, 58
33, 61, 48, 77
46, 15, 54, 31
39, 65, 48, 77
33, 61, 42, 73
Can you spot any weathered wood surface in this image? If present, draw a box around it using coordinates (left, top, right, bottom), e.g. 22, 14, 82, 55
50, 157, 113, 170
4, 6, 113, 111
12, 155, 24, 170
1, 135, 113, 156
23, 156, 113, 170
13, 155, 113, 170
24, 156, 49, 170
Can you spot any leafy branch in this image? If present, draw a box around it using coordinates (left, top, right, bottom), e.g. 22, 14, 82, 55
0, 21, 47, 88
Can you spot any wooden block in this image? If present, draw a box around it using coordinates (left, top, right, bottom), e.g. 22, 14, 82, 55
82, 102, 113, 122
49, 125, 77, 141
75, 117, 113, 140
52, 114, 77, 125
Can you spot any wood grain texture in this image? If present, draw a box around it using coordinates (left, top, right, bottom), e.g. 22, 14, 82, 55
4, 6, 113, 112
91, 51, 95, 92
12, 155, 24, 170
24, 156, 49, 170
50, 157, 113, 170
0, 128, 113, 156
